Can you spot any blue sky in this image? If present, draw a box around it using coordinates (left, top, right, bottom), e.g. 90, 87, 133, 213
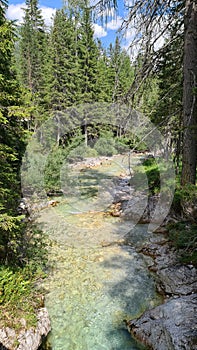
6, 0, 130, 49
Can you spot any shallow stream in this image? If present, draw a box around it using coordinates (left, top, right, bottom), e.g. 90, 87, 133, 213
37, 155, 160, 350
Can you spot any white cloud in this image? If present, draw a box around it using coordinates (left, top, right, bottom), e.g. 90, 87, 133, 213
93, 23, 107, 38
6, 3, 26, 24
40, 6, 56, 27
6, 3, 56, 27
106, 16, 122, 31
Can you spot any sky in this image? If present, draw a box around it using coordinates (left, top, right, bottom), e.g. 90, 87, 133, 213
6, 0, 130, 49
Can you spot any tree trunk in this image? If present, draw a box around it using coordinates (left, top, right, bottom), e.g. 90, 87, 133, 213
181, 0, 197, 185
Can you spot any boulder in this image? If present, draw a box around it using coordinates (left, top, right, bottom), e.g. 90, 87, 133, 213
158, 264, 197, 296
0, 308, 51, 350
127, 294, 197, 350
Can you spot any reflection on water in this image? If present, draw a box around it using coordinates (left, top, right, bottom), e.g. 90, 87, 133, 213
38, 156, 159, 350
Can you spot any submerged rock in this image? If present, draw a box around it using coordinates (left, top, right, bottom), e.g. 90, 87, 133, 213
0, 308, 51, 350
127, 294, 197, 350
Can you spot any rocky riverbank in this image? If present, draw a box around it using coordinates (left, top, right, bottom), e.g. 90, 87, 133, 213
0, 308, 51, 350
126, 229, 197, 350
4, 154, 196, 349
111, 174, 197, 349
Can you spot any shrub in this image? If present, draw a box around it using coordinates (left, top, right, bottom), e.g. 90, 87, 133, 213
114, 138, 130, 153
168, 221, 197, 266
0, 265, 44, 328
68, 144, 98, 161
94, 137, 117, 156
130, 156, 160, 194
172, 184, 197, 219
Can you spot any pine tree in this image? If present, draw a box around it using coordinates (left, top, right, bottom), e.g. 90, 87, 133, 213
77, 1, 99, 103
94, 40, 113, 102
17, 0, 48, 129
50, 9, 81, 110
0, 0, 26, 264
108, 37, 134, 102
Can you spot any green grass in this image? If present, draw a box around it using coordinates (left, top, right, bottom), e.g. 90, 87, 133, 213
0, 223, 48, 330
0, 265, 46, 329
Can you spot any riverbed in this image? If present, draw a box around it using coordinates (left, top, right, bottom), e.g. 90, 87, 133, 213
37, 155, 160, 350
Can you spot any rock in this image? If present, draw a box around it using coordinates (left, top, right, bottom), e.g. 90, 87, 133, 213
127, 294, 197, 350
121, 193, 148, 222
108, 202, 122, 217
158, 265, 197, 296
124, 221, 197, 349
0, 308, 51, 350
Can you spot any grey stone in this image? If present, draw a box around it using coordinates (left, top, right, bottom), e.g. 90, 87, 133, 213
158, 265, 197, 295
0, 308, 51, 350
127, 294, 197, 350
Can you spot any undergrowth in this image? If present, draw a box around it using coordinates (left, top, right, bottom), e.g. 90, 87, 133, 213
167, 184, 197, 266
0, 223, 48, 330
167, 222, 197, 266
130, 156, 160, 195
0, 266, 45, 329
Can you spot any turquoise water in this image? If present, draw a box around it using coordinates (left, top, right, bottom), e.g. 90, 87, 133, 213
38, 156, 159, 350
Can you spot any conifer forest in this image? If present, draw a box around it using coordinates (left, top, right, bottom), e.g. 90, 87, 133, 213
0, 0, 197, 348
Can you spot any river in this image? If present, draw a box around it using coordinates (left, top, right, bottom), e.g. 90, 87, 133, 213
37, 155, 160, 350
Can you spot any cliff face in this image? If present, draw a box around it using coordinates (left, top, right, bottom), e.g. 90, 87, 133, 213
0, 308, 51, 350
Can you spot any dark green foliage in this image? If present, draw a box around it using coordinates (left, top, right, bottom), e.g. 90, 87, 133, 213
167, 184, 197, 266
44, 131, 85, 191
68, 144, 98, 160
17, 0, 49, 128
168, 222, 197, 267
0, 264, 46, 329
44, 146, 68, 192
172, 184, 197, 216
0, 0, 26, 265
142, 157, 160, 194
95, 44, 113, 102
0, 0, 47, 330
77, 3, 100, 103
94, 130, 117, 156
130, 156, 160, 195
50, 9, 81, 109
108, 37, 134, 102
114, 137, 130, 153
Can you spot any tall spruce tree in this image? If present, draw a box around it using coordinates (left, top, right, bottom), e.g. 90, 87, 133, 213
0, 0, 25, 264
77, 1, 99, 103
108, 37, 134, 102
18, 0, 48, 129
50, 9, 80, 110
92, 39, 112, 102
97, 0, 197, 184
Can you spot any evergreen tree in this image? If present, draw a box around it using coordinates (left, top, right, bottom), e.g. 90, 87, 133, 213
108, 37, 134, 102
77, 1, 99, 103
94, 40, 113, 102
50, 9, 80, 110
0, 0, 25, 264
152, 31, 183, 170
100, 0, 197, 184
17, 0, 49, 129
